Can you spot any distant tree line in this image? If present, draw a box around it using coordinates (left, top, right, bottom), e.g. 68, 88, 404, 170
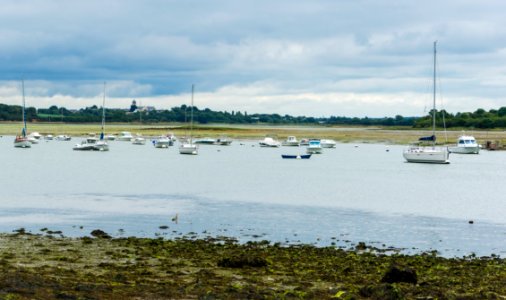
2, 103, 506, 129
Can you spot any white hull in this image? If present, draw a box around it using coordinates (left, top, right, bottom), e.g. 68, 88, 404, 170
73, 140, 109, 151
448, 146, 479, 154
306, 147, 322, 154
179, 143, 198, 155
320, 139, 337, 148
403, 146, 450, 164
14, 139, 31, 148
282, 141, 299, 146
132, 138, 146, 145
259, 137, 281, 147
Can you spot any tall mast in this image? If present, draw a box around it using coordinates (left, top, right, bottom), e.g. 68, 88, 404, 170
101, 82, 106, 140
22, 79, 27, 137
432, 40, 437, 145
190, 84, 194, 143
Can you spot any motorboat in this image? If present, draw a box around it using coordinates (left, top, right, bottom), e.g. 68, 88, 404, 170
44, 134, 54, 140
73, 137, 99, 151
306, 139, 323, 154
29, 132, 42, 140
281, 154, 311, 159
282, 136, 300, 146
117, 131, 134, 141
194, 137, 216, 145
55, 135, 71, 141
153, 136, 171, 148
403, 42, 449, 164
73, 83, 110, 152
259, 137, 281, 147
132, 135, 146, 145
448, 135, 480, 154
320, 139, 337, 148
104, 134, 116, 141
27, 135, 39, 144
215, 137, 232, 145
299, 138, 310, 146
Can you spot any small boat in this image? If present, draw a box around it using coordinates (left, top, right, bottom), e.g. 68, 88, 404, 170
215, 137, 232, 145
299, 138, 310, 146
153, 136, 171, 148
117, 131, 134, 141
73, 83, 109, 152
27, 135, 39, 144
29, 132, 42, 140
194, 137, 216, 145
104, 134, 116, 141
281, 154, 311, 159
54, 135, 72, 141
259, 137, 281, 147
320, 139, 337, 148
132, 135, 146, 145
179, 85, 198, 155
448, 135, 480, 154
403, 42, 449, 164
282, 136, 300, 146
44, 134, 54, 140
306, 140, 323, 154
14, 79, 31, 149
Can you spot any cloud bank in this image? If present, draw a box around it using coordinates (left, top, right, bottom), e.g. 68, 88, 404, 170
1, 0, 505, 117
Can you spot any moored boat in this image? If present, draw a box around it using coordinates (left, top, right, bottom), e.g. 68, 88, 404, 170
117, 131, 134, 141
179, 84, 198, 155
259, 137, 281, 147
448, 135, 480, 154
320, 139, 337, 148
282, 136, 300, 146
14, 79, 31, 149
403, 41, 449, 164
306, 140, 323, 154
281, 154, 311, 159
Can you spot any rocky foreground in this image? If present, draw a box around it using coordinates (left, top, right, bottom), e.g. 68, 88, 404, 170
0, 230, 505, 299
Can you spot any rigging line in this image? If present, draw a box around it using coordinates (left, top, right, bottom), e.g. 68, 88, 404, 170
435, 52, 448, 143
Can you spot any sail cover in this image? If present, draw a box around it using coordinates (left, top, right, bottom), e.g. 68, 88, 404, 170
419, 135, 436, 141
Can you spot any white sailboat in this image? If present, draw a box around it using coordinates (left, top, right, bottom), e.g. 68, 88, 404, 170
179, 84, 198, 155
74, 82, 109, 151
403, 41, 449, 164
14, 79, 31, 148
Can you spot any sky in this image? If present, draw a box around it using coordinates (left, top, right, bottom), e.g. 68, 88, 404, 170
1, 0, 506, 117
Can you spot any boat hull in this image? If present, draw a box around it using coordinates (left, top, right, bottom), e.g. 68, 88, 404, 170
179, 144, 198, 155
281, 154, 311, 159
448, 146, 480, 154
403, 146, 450, 164
14, 137, 31, 148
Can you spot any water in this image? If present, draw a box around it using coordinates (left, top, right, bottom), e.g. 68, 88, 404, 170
1, 135, 505, 257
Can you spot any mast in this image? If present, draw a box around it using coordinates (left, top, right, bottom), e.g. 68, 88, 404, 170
22, 79, 27, 137
190, 84, 194, 144
432, 40, 437, 145
100, 82, 106, 140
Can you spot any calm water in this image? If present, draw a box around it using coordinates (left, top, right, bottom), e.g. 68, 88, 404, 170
1, 135, 505, 257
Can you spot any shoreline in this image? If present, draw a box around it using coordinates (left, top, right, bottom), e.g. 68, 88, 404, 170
1, 231, 505, 299
2, 122, 506, 145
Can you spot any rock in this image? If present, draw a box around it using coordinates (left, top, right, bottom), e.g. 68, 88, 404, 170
90, 229, 111, 239
381, 265, 417, 284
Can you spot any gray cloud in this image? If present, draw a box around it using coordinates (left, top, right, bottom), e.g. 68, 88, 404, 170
1, 0, 506, 116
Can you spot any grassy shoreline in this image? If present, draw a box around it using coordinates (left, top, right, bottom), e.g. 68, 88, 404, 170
2, 122, 506, 145
1, 231, 505, 299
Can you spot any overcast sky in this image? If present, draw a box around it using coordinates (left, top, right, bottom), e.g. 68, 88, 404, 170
1, 0, 505, 117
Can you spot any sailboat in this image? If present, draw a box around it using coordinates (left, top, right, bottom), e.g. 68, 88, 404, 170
179, 84, 198, 155
403, 41, 449, 164
73, 82, 109, 151
14, 79, 31, 148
